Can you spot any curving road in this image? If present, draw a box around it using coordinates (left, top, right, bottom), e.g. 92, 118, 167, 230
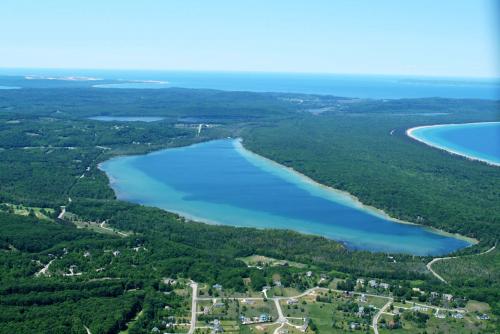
426, 244, 496, 284
372, 299, 392, 334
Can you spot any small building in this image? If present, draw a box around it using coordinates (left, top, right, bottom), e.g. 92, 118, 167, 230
379, 283, 390, 289
163, 278, 177, 285
306, 271, 313, 277
368, 280, 378, 288
412, 306, 428, 312
287, 298, 299, 305
241, 298, 255, 305
356, 306, 365, 317
83, 251, 91, 258
477, 314, 490, 320
350, 322, 360, 330
435, 312, 446, 319
273, 280, 282, 287
112, 250, 120, 257
359, 294, 367, 303
442, 294, 453, 302
259, 313, 270, 322
212, 284, 223, 290
356, 278, 365, 286
452, 313, 464, 319
239, 315, 251, 324
211, 319, 224, 333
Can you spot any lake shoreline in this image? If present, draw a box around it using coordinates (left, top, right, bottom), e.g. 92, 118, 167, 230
236, 138, 478, 247
98, 137, 479, 253
406, 122, 500, 167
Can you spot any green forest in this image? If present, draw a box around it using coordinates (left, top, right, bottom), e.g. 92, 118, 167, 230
0, 85, 498, 333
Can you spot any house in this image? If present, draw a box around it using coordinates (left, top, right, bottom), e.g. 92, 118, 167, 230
430, 292, 439, 298
477, 314, 490, 320
239, 315, 251, 324
359, 294, 367, 303
213, 302, 225, 308
212, 284, 223, 290
287, 298, 298, 305
435, 312, 446, 319
412, 287, 424, 294
262, 285, 271, 291
442, 294, 453, 302
452, 313, 464, 319
151, 327, 160, 333
356, 306, 365, 317
211, 319, 224, 333
112, 250, 120, 257
356, 278, 365, 286
349, 322, 360, 330
306, 271, 313, 277
368, 279, 378, 288
259, 313, 270, 322
412, 306, 428, 312
163, 278, 176, 285
379, 283, 390, 289
83, 251, 91, 258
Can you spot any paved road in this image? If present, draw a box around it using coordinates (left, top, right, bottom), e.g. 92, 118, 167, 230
372, 299, 392, 334
426, 244, 496, 283
188, 282, 198, 334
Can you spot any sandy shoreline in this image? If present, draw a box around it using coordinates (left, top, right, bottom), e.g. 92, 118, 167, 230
98, 137, 479, 248
406, 122, 500, 167
236, 138, 478, 246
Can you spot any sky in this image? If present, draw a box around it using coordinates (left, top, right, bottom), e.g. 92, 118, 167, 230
0, 0, 498, 78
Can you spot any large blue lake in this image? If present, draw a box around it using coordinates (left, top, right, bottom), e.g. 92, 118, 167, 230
409, 122, 500, 166
1, 69, 499, 99
100, 139, 472, 255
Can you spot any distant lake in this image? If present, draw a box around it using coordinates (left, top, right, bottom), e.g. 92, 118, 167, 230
100, 139, 472, 255
89, 116, 165, 122
408, 122, 500, 166
1, 69, 499, 99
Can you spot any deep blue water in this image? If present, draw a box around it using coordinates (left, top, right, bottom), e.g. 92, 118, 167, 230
410, 122, 500, 166
0, 68, 499, 99
89, 116, 165, 122
100, 139, 472, 255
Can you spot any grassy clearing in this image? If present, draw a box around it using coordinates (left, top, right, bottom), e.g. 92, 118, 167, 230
238, 255, 306, 269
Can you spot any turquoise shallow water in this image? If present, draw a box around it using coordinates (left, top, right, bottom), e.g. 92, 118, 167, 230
410, 122, 500, 166
100, 139, 471, 255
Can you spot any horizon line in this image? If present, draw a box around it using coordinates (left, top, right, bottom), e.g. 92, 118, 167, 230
0, 66, 499, 81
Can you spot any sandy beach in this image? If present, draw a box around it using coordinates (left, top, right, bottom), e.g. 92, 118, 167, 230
406, 122, 500, 167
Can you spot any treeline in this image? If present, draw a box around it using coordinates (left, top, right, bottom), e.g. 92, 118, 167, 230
69, 199, 429, 281
243, 113, 500, 245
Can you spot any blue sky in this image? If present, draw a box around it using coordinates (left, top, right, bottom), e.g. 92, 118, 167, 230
1, 0, 498, 77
